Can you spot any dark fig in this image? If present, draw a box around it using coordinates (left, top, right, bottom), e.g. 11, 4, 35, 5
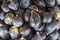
30, 10, 41, 31
45, 21, 58, 35
8, 3, 18, 10
9, 26, 19, 39
19, 24, 31, 36
49, 31, 59, 40
24, 10, 30, 22
15, 9, 25, 16
28, 5, 38, 11
43, 13, 52, 23
13, 15, 23, 27
37, 24, 45, 31
39, 31, 46, 40
8, 0, 19, 10
4, 12, 14, 25
1, 0, 10, 12
34, 0, 46, 8
0, 27, 9, 39
45, 0, 55, 7
19, 0, 30, 8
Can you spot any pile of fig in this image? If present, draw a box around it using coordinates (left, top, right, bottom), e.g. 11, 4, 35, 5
0, 0, 60, 40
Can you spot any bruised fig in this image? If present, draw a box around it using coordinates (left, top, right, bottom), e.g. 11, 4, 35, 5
31, 32, 43, 40
45, 21, 58, 35
13, 15, 23, 27
34, 0, 46, 8
43, 13, 52, 23
9, 26, 19, 39
4, 12, 15, 25
30, 10, 41, 31
45, 0, 55, 7
19, 0, 30, 8
24, 10, 30, 22
19, 24, 31, 36
49, 31, 59, 40
0, 12, 5, 20
1, 0, 10, 12
19, 36, 27, 40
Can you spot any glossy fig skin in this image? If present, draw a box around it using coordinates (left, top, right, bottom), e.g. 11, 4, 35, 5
30, 10, 41, 31
19, 0, 30, 8
13, 15, 23, 27
45, 0, 55, 7
19, 24, 31, 36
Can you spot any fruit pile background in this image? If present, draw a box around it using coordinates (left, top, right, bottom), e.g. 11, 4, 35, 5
0, 0, 60, 40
